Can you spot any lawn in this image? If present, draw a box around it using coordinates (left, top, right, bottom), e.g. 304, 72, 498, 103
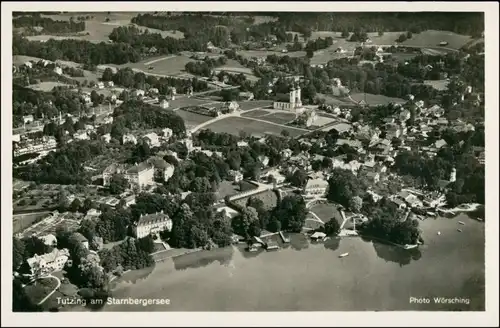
241, 109, 271, 118
350, 93, 406, 105
257, 112, 296, 125
238, 100, 273, 111
24, 277, 59, 306
311, 115, 337, 128
315, 93, 354, 106
169, 97, 216, 109
175, 109, 214, 128
216, 180, 257, 200
423, 80, 449, 91
203, 116, 307, 138
309, 203, 342, 225
13, 212, 51, 234
232, 189, 279, 210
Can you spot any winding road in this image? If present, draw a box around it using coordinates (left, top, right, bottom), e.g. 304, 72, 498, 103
35, 274, 61, 306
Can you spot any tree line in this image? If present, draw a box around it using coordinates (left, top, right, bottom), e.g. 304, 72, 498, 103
13, 14, 86, 34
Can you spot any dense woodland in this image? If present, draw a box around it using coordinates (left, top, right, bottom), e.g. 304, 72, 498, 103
13, 14, 85, 34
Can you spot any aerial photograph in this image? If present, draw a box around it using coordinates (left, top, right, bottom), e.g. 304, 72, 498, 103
9, 9, 488, 314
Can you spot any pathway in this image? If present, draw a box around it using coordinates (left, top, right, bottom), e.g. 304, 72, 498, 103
36, 274, 61, 306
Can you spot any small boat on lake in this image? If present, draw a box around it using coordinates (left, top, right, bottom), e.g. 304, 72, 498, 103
404, 244, 418, 250
458, 221, 465, 225
339, 253, 349, 258
457, 229, 463, 232
426, 211, 437, 217
437, 231, 441, 235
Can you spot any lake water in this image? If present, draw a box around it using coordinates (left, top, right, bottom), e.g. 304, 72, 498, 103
103, 214, 485, 311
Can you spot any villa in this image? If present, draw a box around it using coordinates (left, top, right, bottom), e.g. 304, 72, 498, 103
134, 211, 173, 239
303, 178, 329, 198
26, 248, 71, 275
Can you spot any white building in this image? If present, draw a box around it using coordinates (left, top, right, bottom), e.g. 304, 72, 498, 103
302, 178, 329, 198
143, 132, 161, 148
162, 128, 173, 140
122, 134, 138, 145
228, 170, 244, 183
23, 115, 34, 124
53, 67, 63, 75
160, 100, 169, 109
273, 86, 303, 113
101, 133, 111, 143
132, 89, 145, 98
106, 81, 114, 87
39, 234, 57, 247
103, 162, 155, 191
73, 130, 89, 140
134, 211, 173, 239
26, 248, 70, 275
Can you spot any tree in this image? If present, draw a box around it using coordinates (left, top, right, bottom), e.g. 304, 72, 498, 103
280, 129, 290, 138
108, 174, 129, 195
293, 33, 299, 43
13, 238, 25, 271
324, 218, 341, 236
102, 68, 114, 81
69, 198, 82, 212
273, 195, 307, 232
232, 206, 260, 238
349, 195, 363, 213
378, 30, 384, 36
341, 29, 350, 38
306, 48, 314, 59
290, 169, 309, 188
327, 169, 365, 208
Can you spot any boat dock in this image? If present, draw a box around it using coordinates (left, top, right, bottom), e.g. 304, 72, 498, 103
279, 231, 290, 243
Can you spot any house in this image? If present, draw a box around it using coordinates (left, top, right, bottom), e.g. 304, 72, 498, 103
101, 133, 111, 143
134, 211, 173, 239
132, 89, 145, 98
149, 88, 159, 95
23, 115, 34, 124
310, 231, 327, 241
336, 139, 362, 149
228, 170, 244, 183
106, 81, 114, 87
39, 234, 57, 247
398, 191, 424, 208
281, 148, 293, 159
302, 178, 329, 198
217, 207, 240, 221
122, 134, 137, 145
125, 162, 155, 190
434, 139, 448, 149
237, 141, 249, 147
26, 248, 70, 275
385, 123, 401, 139
143, 132, 160, 148
399, 110, 411, 122
24, 61, 33, 69
53, 66, 63, 75
239, 92, 254, 101
259, 155, 270, 167
391, 197, 407, 210
331, 123, 352, 134
71, 232, 89, 249
427, 104, 445, 118
73, 130, 89, 140
147, 157, 175, 182
97, 82, 105, 89
160, 99, 169, 109
367, 190, 382, 203
149, 46, 158, 54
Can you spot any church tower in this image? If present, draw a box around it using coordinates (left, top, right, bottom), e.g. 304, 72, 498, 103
295, 86, 302, 107
450, 167, 457, 183
289, 86, 296, 106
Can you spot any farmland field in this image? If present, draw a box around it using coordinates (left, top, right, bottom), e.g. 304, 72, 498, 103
241, 109, 271, 118
237, 49, 306, 59
399, 30, 472, 50
175, 109, 214, 128
29, 12, 184, 43
112, 55, 195, 77
202, 116, 307, 138
28, 81, 72, 92
316, 93, 355, 106
350, 93, 406, 105
169, 97, 216, 109
238, 100, 273, 111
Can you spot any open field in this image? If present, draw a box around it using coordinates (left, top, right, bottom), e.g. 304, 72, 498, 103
233, 189, 279, 210
24, 277, 59, 305
169, 97, 216, 109
203, 116, 307, 138
111, 55, 195, 77
29, 12, 183, 43
175, 110, 214, 128
400, 30, 472, 50
423, 79, 449, 91
316, 93, 355, 106
310, 47, 353, 65
350, 93, 406, 105
237, 50, 306, 59
214, 61, 259, 82
238, 100, 273, 111
309, 202, 342, 225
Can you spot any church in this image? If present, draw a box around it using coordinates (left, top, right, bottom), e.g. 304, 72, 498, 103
273, 85, 304, 114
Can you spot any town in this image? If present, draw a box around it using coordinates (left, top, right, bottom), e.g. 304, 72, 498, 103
10, 11, 486, 313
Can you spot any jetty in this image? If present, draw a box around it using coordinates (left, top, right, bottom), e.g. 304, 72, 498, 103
279, 231, 290, 243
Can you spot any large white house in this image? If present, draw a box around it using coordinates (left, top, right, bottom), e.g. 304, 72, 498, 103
26, 248, 71, 275
134, 211, 173, 239
302, 178, 329, 198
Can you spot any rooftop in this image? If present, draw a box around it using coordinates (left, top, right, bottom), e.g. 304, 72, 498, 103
137, 211, 171, 227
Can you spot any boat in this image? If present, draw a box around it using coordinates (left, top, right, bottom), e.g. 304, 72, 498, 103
403, 244, 418, 250
437, 231, 441, 235
457, 229, 463, 232
458, 221, 465, 225
339, 253, 349, 258
426, 211, 437, 217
